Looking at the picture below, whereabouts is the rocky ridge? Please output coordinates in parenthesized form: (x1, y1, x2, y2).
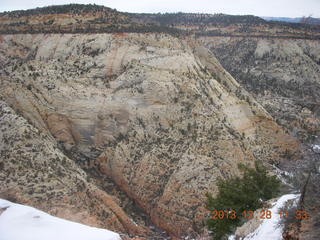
(201, 37, 320, 146)
(1, 5, 320, 40)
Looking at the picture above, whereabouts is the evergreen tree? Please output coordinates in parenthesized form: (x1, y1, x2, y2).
(206, 161, 280, 239)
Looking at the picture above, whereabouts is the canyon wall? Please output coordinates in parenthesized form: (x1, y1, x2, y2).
(201, 37, 320, 144)
(0, 33, 299, 237)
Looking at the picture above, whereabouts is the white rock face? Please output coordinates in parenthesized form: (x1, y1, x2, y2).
(0, 100, 144, 236)
(0, 33, 299, 237)
(0, 199, 121, 240)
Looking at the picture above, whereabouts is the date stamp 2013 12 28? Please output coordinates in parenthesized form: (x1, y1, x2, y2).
(210, 209, 311, 220)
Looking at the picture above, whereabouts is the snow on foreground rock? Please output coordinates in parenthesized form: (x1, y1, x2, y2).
(312, 144, 320, 153)
(229, 194, 300, 240)
(0, 199, 121, 240)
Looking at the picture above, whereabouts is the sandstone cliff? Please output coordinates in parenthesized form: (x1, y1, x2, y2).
(0, 32, 299, 238)
(0, 100, 146, 236)
(201, 36, 320, 145)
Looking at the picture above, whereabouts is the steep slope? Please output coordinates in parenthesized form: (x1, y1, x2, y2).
(200, 36, 320, 240)
(0, 32, 298, 237)
(200, 37, 320, 144)
(0, 100, 146, 236)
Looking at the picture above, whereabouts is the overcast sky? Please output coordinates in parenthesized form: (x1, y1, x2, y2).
(1, 0, 319, 18)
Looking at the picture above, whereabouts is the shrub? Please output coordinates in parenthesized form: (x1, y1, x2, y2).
(206, 161, 280, 239)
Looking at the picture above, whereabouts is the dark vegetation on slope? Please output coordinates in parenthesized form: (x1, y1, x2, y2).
(282, 151, 320, 240)
(0, 4, 319, 39)
(206, 162, 281, 239)
(129, 12, 266, 26)
(0, 4, 117, 16)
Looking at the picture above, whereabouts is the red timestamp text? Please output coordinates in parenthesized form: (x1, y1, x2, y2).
(210, 209, 311, 220)
(210, 210, 272, 220)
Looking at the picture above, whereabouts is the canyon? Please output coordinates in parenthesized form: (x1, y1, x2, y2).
(0, 4, 319, 239)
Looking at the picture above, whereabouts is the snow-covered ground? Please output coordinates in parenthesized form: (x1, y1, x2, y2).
(0, 199, 121, 240)
(312, 144, 320, 153)
(272, 165, 293, 185)
(229, 194, 300, 240)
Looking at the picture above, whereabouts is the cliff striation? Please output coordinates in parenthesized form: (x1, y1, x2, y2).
(0, 32, 299, 238)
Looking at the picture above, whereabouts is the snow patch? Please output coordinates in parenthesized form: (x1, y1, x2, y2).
(0, 199, 121, 240)
(312, 144, 320, 153)
(272, 165, 293, 185)
(228, 194, 300, 240)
